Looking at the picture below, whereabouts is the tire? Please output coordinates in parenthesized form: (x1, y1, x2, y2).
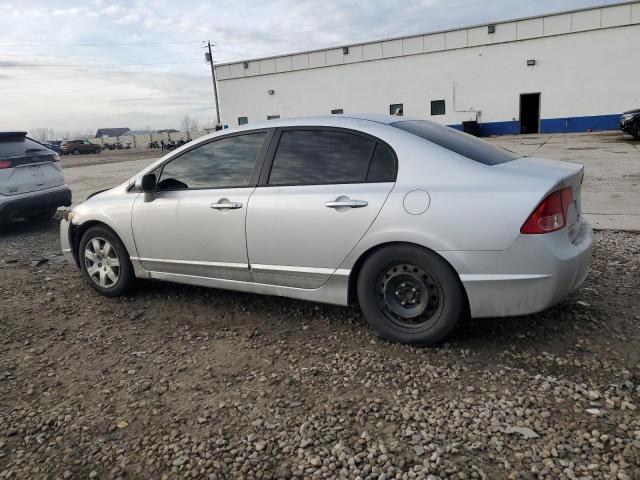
(357, 245, 467, 345)
(632, 123, 640, 140)
(25, 209, 57, 222)
(73, 149, 80, 155)
(78, 225, 134, 297)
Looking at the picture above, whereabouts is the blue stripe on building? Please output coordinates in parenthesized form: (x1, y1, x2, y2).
(449, 114, 620, 136)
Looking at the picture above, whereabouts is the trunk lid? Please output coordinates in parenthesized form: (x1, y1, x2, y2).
(496, 156, 584, 242)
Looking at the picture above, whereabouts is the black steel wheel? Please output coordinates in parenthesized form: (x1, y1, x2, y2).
(357, 245, 467, 345)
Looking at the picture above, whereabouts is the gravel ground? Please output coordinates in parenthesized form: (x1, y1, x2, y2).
(0, 217, 638, 480)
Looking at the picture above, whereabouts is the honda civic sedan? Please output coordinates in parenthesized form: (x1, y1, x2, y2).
(60, 115, 592, 345)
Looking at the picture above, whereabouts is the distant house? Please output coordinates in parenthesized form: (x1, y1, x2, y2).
(157, 129, 179, 134)
(122, 130, 154, 136)
(95, 128, 130, 137)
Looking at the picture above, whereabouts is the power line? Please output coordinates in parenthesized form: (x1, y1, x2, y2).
(0, 61, 204, 68)
(0, 40, 205, 47)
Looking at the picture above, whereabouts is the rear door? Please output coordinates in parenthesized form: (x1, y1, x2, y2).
(246, 127, 397, 288)
(0, 135, 64, 195)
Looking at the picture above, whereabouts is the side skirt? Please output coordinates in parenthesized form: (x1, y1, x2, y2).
(146, 270, 351, 306)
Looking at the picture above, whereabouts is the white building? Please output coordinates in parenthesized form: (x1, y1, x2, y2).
(214, 1, 640, 136)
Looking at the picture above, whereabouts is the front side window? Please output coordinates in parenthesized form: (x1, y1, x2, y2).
(158, 133, 266, 190)
(268, 130, 375, 186)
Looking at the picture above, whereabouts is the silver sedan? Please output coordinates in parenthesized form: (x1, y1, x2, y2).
(61, 115, 593, 345)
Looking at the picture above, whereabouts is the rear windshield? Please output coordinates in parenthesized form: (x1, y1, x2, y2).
(391, 120, 520, 165)
(0, 136, 50, 159)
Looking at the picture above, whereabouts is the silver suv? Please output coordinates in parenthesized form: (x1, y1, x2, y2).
(0, 132, 72, 224)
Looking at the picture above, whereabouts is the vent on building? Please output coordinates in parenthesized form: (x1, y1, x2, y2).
(243, 62, 249, 69)
(268, 89, 275, 95)
(526, 59, 536, 66)
(488, 25, 496, 34)
(343, 47, 349, 55)
(331, 109, 344, 114)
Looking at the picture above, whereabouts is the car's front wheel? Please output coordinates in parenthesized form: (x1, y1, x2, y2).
(79, 225, 134, 297)
(357, 245, 467, 345)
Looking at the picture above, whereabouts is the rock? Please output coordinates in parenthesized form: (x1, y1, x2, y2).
(504, 426, 539, 439)
(172, 457, 187, 467)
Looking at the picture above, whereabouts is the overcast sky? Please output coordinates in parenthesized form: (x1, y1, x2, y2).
(0, 0, 619, 135)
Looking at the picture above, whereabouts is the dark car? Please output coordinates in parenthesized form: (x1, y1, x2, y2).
(60, 139, 101, 155)
(43, 141, 63, 154)
(619, 109, 640, 139)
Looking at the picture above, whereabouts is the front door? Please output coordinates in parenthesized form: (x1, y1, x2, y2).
(246, 128, 397, 288)
(131, 131, 270, 281)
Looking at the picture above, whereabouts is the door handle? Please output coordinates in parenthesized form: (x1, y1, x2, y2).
(210, 201, 242, 209)
(325, 200, 368, 208)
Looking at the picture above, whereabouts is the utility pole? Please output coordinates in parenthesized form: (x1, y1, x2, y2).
(206, 41, 221, 128)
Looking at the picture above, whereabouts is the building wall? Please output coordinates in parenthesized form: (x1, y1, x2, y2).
(216, 2, 640, 135)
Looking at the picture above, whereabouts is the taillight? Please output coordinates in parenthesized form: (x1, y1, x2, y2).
(0, 160, 12, 169)
(521, 187, 573, 234)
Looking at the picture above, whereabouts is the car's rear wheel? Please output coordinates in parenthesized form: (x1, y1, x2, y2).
(357, 245, 467, 345)
(73, 148, 80, 155)
(79, 225, 134, 297)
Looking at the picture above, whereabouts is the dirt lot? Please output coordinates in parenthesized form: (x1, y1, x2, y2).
(0, 215, 638, 479)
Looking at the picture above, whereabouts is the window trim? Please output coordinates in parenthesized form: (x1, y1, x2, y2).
(257, 126, 398, 187)
(149, 128, 275, 192)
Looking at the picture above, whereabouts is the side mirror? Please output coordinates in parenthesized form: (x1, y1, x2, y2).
(135, 173, 157, 202)
(140, 173, 156, 192)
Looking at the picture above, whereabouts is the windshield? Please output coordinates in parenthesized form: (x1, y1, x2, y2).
(391, 120, 520, 165)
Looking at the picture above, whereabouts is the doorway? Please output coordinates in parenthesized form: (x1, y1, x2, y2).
(520, 93, 540, 134)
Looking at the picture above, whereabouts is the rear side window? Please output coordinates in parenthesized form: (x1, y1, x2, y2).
(367, 143, 396, 182)
(0, 136, 49, 159)
(268, 130, 375, 186)
(392, 120, 519, 165)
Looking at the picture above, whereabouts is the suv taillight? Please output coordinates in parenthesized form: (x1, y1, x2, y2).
(521, 187, 573, 234)
(0, 160, 12, 169)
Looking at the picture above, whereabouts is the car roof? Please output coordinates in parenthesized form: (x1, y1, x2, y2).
(0, 132, 27, 140)
(219, 114, 423, 134)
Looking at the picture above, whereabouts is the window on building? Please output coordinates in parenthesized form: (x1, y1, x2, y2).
(268, 130, 374, 186)
(331, 109, 344, 114)
(390, 104, 403, 116)
(366, 143, 396, 182)
(158, 133, 266, 190)
(431, 100, 446, 116)
(267, 115, 280, 120)
(238, 117, 248, 125)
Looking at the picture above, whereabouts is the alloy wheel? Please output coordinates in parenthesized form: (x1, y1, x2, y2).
(84, 237, 120, 288)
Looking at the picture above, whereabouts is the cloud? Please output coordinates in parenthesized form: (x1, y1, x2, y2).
(0, 0, 620, 132)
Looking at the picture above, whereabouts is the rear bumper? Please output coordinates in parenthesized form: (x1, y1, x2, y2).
(0, 185, 72, 221)
(442, 219, 593, 318)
